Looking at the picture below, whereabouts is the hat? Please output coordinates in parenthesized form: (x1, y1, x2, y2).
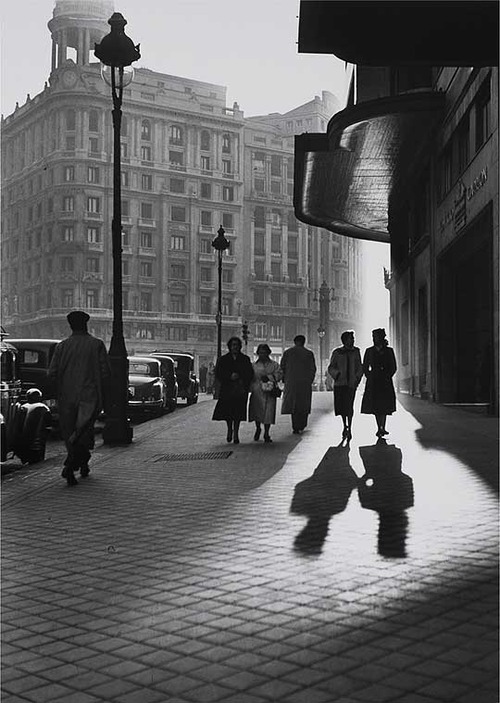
(67, 310, 90, 327)
(26, 388, 42, 401)
(256, 343, 272, 355)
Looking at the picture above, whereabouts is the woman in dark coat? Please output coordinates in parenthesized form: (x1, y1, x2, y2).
(361, 328, 397, 437)
(212, 337, 254, 444)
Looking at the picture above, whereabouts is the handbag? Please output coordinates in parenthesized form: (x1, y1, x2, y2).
(270, 383, 282, 398)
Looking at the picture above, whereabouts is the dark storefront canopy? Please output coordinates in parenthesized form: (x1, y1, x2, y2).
(294, 91, 445, 242)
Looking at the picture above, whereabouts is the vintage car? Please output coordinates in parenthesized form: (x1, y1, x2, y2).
(0, 336, 22, 461)
(149, 351, 199, 405)
(144, 353, 178, 411)
(7, 339, 60, 419)
(127, 356, 169, 416)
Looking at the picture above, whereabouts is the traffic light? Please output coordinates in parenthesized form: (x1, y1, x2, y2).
(241, 321, 249, 344)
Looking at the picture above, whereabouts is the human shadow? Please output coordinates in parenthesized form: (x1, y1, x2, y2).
(358, 439, 414, 558)
(291, 444, 358, 555)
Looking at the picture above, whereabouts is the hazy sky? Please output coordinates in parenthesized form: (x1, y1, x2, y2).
(1, 0, 349, 118)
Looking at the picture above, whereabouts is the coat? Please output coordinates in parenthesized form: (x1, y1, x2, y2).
(361, 344, 397, 415)
(327, 346, 363, 388)
(47, 331, 111, 442)
(212, 351, 254, 421)
(248, 359, 282, 424)
(280, 345, 316, 416)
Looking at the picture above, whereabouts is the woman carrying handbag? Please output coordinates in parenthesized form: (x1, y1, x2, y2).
(248, 343, 282, 443)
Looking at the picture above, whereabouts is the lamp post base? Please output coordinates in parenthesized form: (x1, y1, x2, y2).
(102, 339, 133, 445)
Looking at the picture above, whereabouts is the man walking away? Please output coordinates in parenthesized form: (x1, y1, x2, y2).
(48, 310, 111, 486)
(280, 335, 317, 434)
(327, 330, 363, 441)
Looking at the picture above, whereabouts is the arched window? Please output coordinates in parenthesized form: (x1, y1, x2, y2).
(200, 130, 210, 151)
(141, 119, 151, 141)
(169, 124, 183, 145)
(222, 133, 231, 153)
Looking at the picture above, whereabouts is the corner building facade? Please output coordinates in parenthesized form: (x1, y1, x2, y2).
(1, 0, 364, 371)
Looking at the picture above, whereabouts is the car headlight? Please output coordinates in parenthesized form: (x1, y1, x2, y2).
(128, 386, 135, 397)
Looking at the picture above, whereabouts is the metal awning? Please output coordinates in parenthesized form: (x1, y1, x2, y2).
(298, 0, 499, 66)
(294, 91, 445, 243)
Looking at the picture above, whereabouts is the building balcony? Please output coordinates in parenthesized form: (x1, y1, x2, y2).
(82, 272, 104, 282)
(199, 280, 215, 290)
(139, 247, 155, 256)
(139, 218, 156, 228)
(87, 242, 104, 252)
(85, 212, 102, 220)
(139, 276, 156, 286)
(199, 252, 215, 262)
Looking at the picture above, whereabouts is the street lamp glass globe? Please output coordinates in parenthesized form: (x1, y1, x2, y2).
(101, 64, 134, 88)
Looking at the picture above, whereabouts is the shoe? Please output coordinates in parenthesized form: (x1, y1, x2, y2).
(62, 468, 78, 486)
(233, 437, 240, 444)
(342, 428, 348, 439)
(293, 429, 300, 434)
(264, 435, 272, 443)
(226, 428, 233, 443)
(380, 429, 389, 436)
(254, 427, 261, 441)
(346, 430, 352, 441)
(376, 429, 383, 437)
(80, 465, 90, 478)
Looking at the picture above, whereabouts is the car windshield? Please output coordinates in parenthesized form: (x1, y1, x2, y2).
(129, 362, 158, 377)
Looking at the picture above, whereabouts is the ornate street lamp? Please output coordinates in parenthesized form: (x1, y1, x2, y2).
(95, 14, 140, 445)
(211, 226, 230, 359)
(317, 325, 326, 391)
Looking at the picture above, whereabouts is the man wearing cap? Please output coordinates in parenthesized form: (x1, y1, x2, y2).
(48, 311, 111, 485)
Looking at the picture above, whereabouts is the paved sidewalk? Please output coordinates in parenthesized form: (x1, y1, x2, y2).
(1, 393, 498, 703)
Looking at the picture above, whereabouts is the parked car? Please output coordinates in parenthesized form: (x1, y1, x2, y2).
(0, 336, 22, 460)
(149, 351, 199, 404)
(144, 353, 178, 411)
(127, 356, 169, 417)
(7, 339, 60, 420)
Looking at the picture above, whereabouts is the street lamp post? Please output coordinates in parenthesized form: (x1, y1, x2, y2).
(317, 325, 326, 391)
(95, 13, 140, 445)
(211, 226, 230, 359)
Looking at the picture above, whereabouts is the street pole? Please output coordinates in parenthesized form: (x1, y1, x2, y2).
(211, 226, 230, 359)
(95, 13, 140, 444)
(318, 325, 326, 391)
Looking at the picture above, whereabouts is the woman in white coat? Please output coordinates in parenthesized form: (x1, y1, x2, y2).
(248, 344, 282, 442)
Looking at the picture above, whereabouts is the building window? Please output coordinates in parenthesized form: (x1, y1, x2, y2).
(254, 260, 265, 280)
(88, 166, 100, 183)
(171, 264, 186, 279)
(140, 261, 153, 277)
(271, 155, 282, 177)
(201, 210, 212, 226)
(122, 230, 130, 246)
(137, 326, 154, 338)
(221, 297, 231, 316)
(87, 196, 100, 213)
(141, 202, 153, 220)
(222, 269, 233, 284)
(89, 110, 99, 132)
(61, 256, 74, 272)
(200, 130, 210, 151)
(270, 290, 281, 306)
(122, 200, 130, 217)
(141, 145, 152, 161)
(270, 323, 282, 340)
(254, 232, 265, 256)
(254, 178, 265, 192)
(222, 186, 234, 202)
(201, 267, 213, 282)
(253, 288, 265, 305)
(271, 233, 282, 253)
(288, 262, 298, 282)
(169, 151, 184, 167)
(456, 114, 470, 175)
(254, 206, 265, 228)
(198, 183, 211, 202)
(171, 235, 185, 250)
(200, 238, 212, 253)
(170, 294, 185, 312)
(271, 261, 281, 280)
(86, 257, 100, 272)
(62, 196, 74, 212)
(166, 327, 187, 341)
(62, 226, 74, 242)
(140, 292, 153, 311)
(222, 213, 234, 229)
(288, 291, 298, 307)
(141, 174, 153, 191)
(169, 125, 183, 145)
(89, 137, 99, 154)
(200, 296, 211, 314)
(140, 231, 153, 248)
(170, 178, 185, 193)
(171, 206, 186, 222)
(288, 235, 298, 257)
(121, 115, 128, 137)
(141, 119, 151, 140)
(475, 78, 491, 151)
(65, 109, 76, 130)
(199, 328, 215, 341)
(271, 180, 281, 195)
(222, 133, 231, 153)
(438, 144, 452, 199)
(222, 159, 232, 174)
(201, 155, 211, 171)
(121, 171, 129, 187)
(64, 165, 74, 182)
(122, 260, 130, 275)
(62, 289, 74, 307)
(121, 142, 128, 159)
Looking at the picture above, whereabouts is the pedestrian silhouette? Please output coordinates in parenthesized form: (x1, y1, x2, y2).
(280, 334, 316, 434)
(358, 440, 414, 557)
(291, 445, 358, 555)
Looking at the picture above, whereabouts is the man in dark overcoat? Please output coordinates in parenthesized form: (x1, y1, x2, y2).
(280, 335, 317, 434)
(48, 310, 111, 485)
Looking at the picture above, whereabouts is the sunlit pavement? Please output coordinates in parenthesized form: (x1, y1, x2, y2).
(1, 392, 498, 703)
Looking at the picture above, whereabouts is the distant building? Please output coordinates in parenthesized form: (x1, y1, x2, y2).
(1, 0, 364, 373)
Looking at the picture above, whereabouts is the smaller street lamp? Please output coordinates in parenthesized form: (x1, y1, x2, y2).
(317, 325, 326, 391)
(95, 14, 140, 445)
(212, 226, 230, 359)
